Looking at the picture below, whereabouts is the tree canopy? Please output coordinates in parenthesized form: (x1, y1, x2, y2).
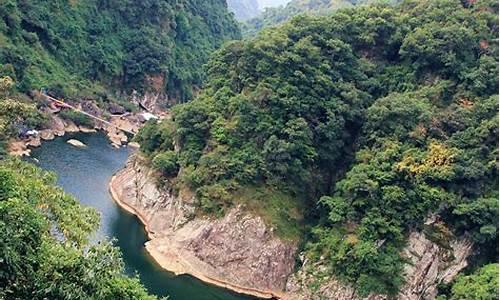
(0, 0, 240, 102)
(135, 0, 499, 296)
(0, 159, 161, 300)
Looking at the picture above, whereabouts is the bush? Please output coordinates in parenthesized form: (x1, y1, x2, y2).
(59, 109, 94, 127)
(152, 151, 179, 177)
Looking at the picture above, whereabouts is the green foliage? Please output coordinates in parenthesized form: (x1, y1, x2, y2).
(133, 119, 176, 155)
(446, 264, 499, 300)
(0, 0, 240, 101)
(136, 0, 498, 296)
(235, 186, 304, 241)
(0, 159, 160, 300)
(241, 0, 387, 37)
(59, 109, 94, 127)
(153, 151, 179, 177)
(0, 76, 51, 155)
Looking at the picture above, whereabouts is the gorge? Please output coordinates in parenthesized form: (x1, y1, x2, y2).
(0, 0, 498, 300)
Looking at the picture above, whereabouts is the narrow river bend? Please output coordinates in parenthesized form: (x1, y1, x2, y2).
(29, 132, 257, 300)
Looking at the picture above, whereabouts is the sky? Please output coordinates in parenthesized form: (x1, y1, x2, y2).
(257, 0, 292, 9)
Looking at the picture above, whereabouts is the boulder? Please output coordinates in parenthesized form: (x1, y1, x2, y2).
(128, 142, 141, 149)
(109, 102, 126, 115)
(40, 129, 55, 141)
(79, 126, 97, 133)
(64, 120, 79, 132)
(67, 139, 86, 148)
(81, 101, 102, 117)
(26, 136, 41, 147)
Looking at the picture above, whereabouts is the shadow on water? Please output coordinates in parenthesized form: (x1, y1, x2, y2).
(29, 132, 258, 300)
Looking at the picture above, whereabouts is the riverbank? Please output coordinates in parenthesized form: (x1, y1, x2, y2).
(108, 157, 293, 300)
(8, 110, 142, 156)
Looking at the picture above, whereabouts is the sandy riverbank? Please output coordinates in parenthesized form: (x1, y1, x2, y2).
(108, 172, 285, 300)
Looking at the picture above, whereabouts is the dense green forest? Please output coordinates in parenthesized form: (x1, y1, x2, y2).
(0, 0, 240, 102)
(135, 0, 499, 297)
(0, 1, 241, 299)
(0, 158, 161, 299)
(241, 0, 372, 36)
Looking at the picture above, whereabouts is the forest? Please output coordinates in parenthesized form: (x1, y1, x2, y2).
(0, 1, 241, 299)
(134, 0, 499, 297)
(0, 157, 162, 299)
(241, 0, 373, 36)
(0, 0, 498, 299)
(0, 0, 240, 102)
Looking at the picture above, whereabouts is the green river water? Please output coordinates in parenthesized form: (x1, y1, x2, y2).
(29, 132, 258, 300)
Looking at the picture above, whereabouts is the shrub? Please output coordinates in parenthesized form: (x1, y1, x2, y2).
(59, 109, 94, 127)
(152, 151, 179, 177)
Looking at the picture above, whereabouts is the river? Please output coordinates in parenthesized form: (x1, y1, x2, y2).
(29, 132, 257, 300)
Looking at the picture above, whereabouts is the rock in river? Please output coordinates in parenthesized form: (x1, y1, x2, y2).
(67, 139, 86, 148)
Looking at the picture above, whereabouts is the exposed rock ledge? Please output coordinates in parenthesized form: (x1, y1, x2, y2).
(110, 155, 474, 300)
(109, 155, 297, 299)
(285, 225, 473, 300)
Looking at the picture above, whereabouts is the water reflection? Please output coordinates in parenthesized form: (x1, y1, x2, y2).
(30, 132, 257, 300)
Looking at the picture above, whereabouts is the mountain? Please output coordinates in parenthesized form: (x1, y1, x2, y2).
(227, 0, 261, 20)
(242, 0, 382, 36)
(257, 0, 292, 8)
(0, 0, 240, 102)
(0, 1, 241, 299)
(135, 0, 498, 297)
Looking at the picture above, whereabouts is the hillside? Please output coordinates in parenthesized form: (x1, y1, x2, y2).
(0, 1, 241, 299)
(135, 0, 498, 297)
(242, 0, 392, 36)
(228, 0, 261, 20)
(0, 0, 240, 102)
(258, 0, 292, 8)
(0, 158, 161, 299)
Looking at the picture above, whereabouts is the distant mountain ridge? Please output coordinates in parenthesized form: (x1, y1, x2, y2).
(242, 0, 389, 36)
(257, 0, 292, 9)
(227, 0, 261, 20)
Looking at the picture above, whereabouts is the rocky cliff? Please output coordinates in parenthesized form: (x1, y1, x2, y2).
(110, 155, 474, 300)
(109, 155, 297, 299)
(285, 227, 473, 300)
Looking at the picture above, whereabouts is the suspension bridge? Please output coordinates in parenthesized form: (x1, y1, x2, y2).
(40, 91, 137, 135)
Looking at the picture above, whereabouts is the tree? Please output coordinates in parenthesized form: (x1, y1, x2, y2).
(449, 264, 499, 300)
(0, 159, 161, 300)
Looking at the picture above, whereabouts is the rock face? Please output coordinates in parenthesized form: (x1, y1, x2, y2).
(108, 102, 126, 115)
(285, 230, 473, 300)
(110, 155, 297, 299)
(110, 157, 474, 300)
(130, 90, 169, 113)
(80, 101, 102, 117)
(398, 231, 473, 299)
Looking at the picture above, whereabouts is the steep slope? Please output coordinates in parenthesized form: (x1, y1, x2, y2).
(134, 0, 498, 297)
(0, 0, 240, 102)
(242, 0, 355, 36)
(110, 155, 296, 298)
(242, 0, 394, 36)
(0, 158, 159, 299)
(228, 0, 261, 21)
(258, 0, 292, 8)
